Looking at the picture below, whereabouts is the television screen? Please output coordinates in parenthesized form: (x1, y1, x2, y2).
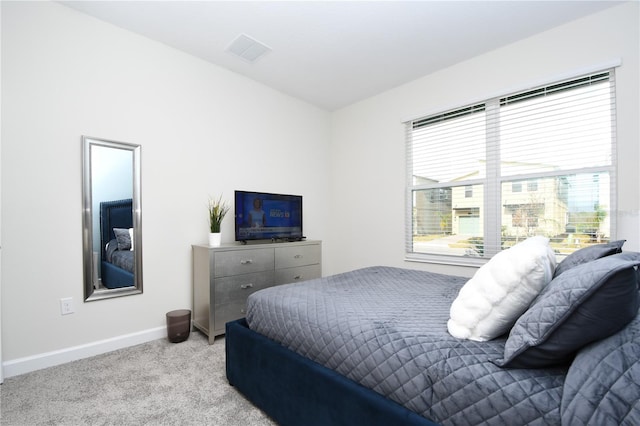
(235, 190, 303, 242)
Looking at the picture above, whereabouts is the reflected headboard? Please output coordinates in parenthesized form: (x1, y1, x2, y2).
(99, 198, 133, 258)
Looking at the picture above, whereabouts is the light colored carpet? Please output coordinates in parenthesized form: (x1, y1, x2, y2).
(0, 331, 277, 425)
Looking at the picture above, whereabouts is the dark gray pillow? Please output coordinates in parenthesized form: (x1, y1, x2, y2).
(553, 240, 625, 278)
(113, 228, 131, 251)
(561, 308, 640, 425)
(495, 252, 640, 368)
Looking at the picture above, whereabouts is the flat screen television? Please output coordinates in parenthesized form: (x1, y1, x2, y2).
(234, 190, 303, 242)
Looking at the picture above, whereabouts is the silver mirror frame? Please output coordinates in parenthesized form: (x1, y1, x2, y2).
(82, 136, 143, 302)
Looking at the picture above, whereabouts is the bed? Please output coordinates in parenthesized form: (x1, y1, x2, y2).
(99, 198, 135, 289)
(226, 240, 640, 426)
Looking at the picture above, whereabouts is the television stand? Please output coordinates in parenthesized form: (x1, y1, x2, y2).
(191, 240, 322, 343)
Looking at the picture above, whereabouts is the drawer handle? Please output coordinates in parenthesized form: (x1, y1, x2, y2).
(241, 283, 254, 289)
(294, 275, 303, 280)
(294, 254, 303, 259)
(240, 308, 246, 314)
(240, 259, 253, 265)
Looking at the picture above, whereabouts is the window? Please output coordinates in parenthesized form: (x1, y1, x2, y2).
(465, 185, 473, 198)
(406, 71, 616, 263)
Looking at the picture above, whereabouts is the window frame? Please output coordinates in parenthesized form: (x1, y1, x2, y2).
(405, 68, 618, 267)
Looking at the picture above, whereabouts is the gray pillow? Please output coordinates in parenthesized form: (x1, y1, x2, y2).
(561, 309, 640, 425)
(113, 228, 131, 251)
(553, 240, 625, 278)
(495, 252, 640, 368)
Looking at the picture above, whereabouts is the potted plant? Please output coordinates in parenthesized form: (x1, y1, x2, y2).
(208, 194, 230, 246)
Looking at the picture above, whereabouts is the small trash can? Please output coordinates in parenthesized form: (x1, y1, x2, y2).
(166, 309, 191, 343)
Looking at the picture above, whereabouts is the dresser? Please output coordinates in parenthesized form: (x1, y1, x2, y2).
(192, 240, 322, 343)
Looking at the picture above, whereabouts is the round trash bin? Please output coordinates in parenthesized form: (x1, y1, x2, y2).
(166, 309, 191, 343)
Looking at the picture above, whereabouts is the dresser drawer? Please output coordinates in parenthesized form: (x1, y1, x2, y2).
(214, 271, 274, 306)
(275, 244, 321, 269)
(213, 301, 249, 332)
(274, 264, 321, 285)
(214, 248, 274, 277)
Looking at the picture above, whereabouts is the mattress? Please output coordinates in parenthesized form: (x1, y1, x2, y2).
(246, 266, 567, 425)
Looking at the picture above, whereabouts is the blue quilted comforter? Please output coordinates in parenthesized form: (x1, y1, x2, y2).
(246, 266, 571, 425)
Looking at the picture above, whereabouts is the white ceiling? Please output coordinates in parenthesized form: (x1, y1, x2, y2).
(60, 1, 621, 111)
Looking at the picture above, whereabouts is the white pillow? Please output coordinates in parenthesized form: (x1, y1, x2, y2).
(447, 236, 556, 341)
(129, 228, 134, 251)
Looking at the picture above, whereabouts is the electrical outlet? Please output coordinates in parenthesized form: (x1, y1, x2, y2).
(60, 297, 74, 315)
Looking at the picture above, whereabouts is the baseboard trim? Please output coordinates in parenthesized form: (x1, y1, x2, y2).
(2, 326, 167, 379)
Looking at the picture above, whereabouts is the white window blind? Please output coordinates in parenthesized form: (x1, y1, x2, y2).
(406, 70, 616, 263)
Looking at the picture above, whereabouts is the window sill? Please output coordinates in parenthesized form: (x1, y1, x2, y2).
(404, 252, 487, 268)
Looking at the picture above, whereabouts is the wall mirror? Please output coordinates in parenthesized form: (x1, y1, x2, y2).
(82, 136, 142, 302)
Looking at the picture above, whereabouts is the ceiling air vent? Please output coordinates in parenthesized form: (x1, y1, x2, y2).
(226, 34, 271, 63)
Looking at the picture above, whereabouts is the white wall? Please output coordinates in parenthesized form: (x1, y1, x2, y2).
(327, 2, 639, 277)
(0, 1, 329, 369)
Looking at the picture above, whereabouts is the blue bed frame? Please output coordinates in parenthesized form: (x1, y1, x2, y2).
(99, 198, 135, 289)
(225, 319, 439, 426)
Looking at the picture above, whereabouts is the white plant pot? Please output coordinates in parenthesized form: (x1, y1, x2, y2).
(208, 232, 221, 247)
(209, 232, 222, 247)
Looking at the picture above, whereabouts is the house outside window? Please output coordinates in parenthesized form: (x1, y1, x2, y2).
(405, 70, 616, 264)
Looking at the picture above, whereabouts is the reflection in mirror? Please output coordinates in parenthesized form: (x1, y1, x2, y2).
(82, 136, 142, 301)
